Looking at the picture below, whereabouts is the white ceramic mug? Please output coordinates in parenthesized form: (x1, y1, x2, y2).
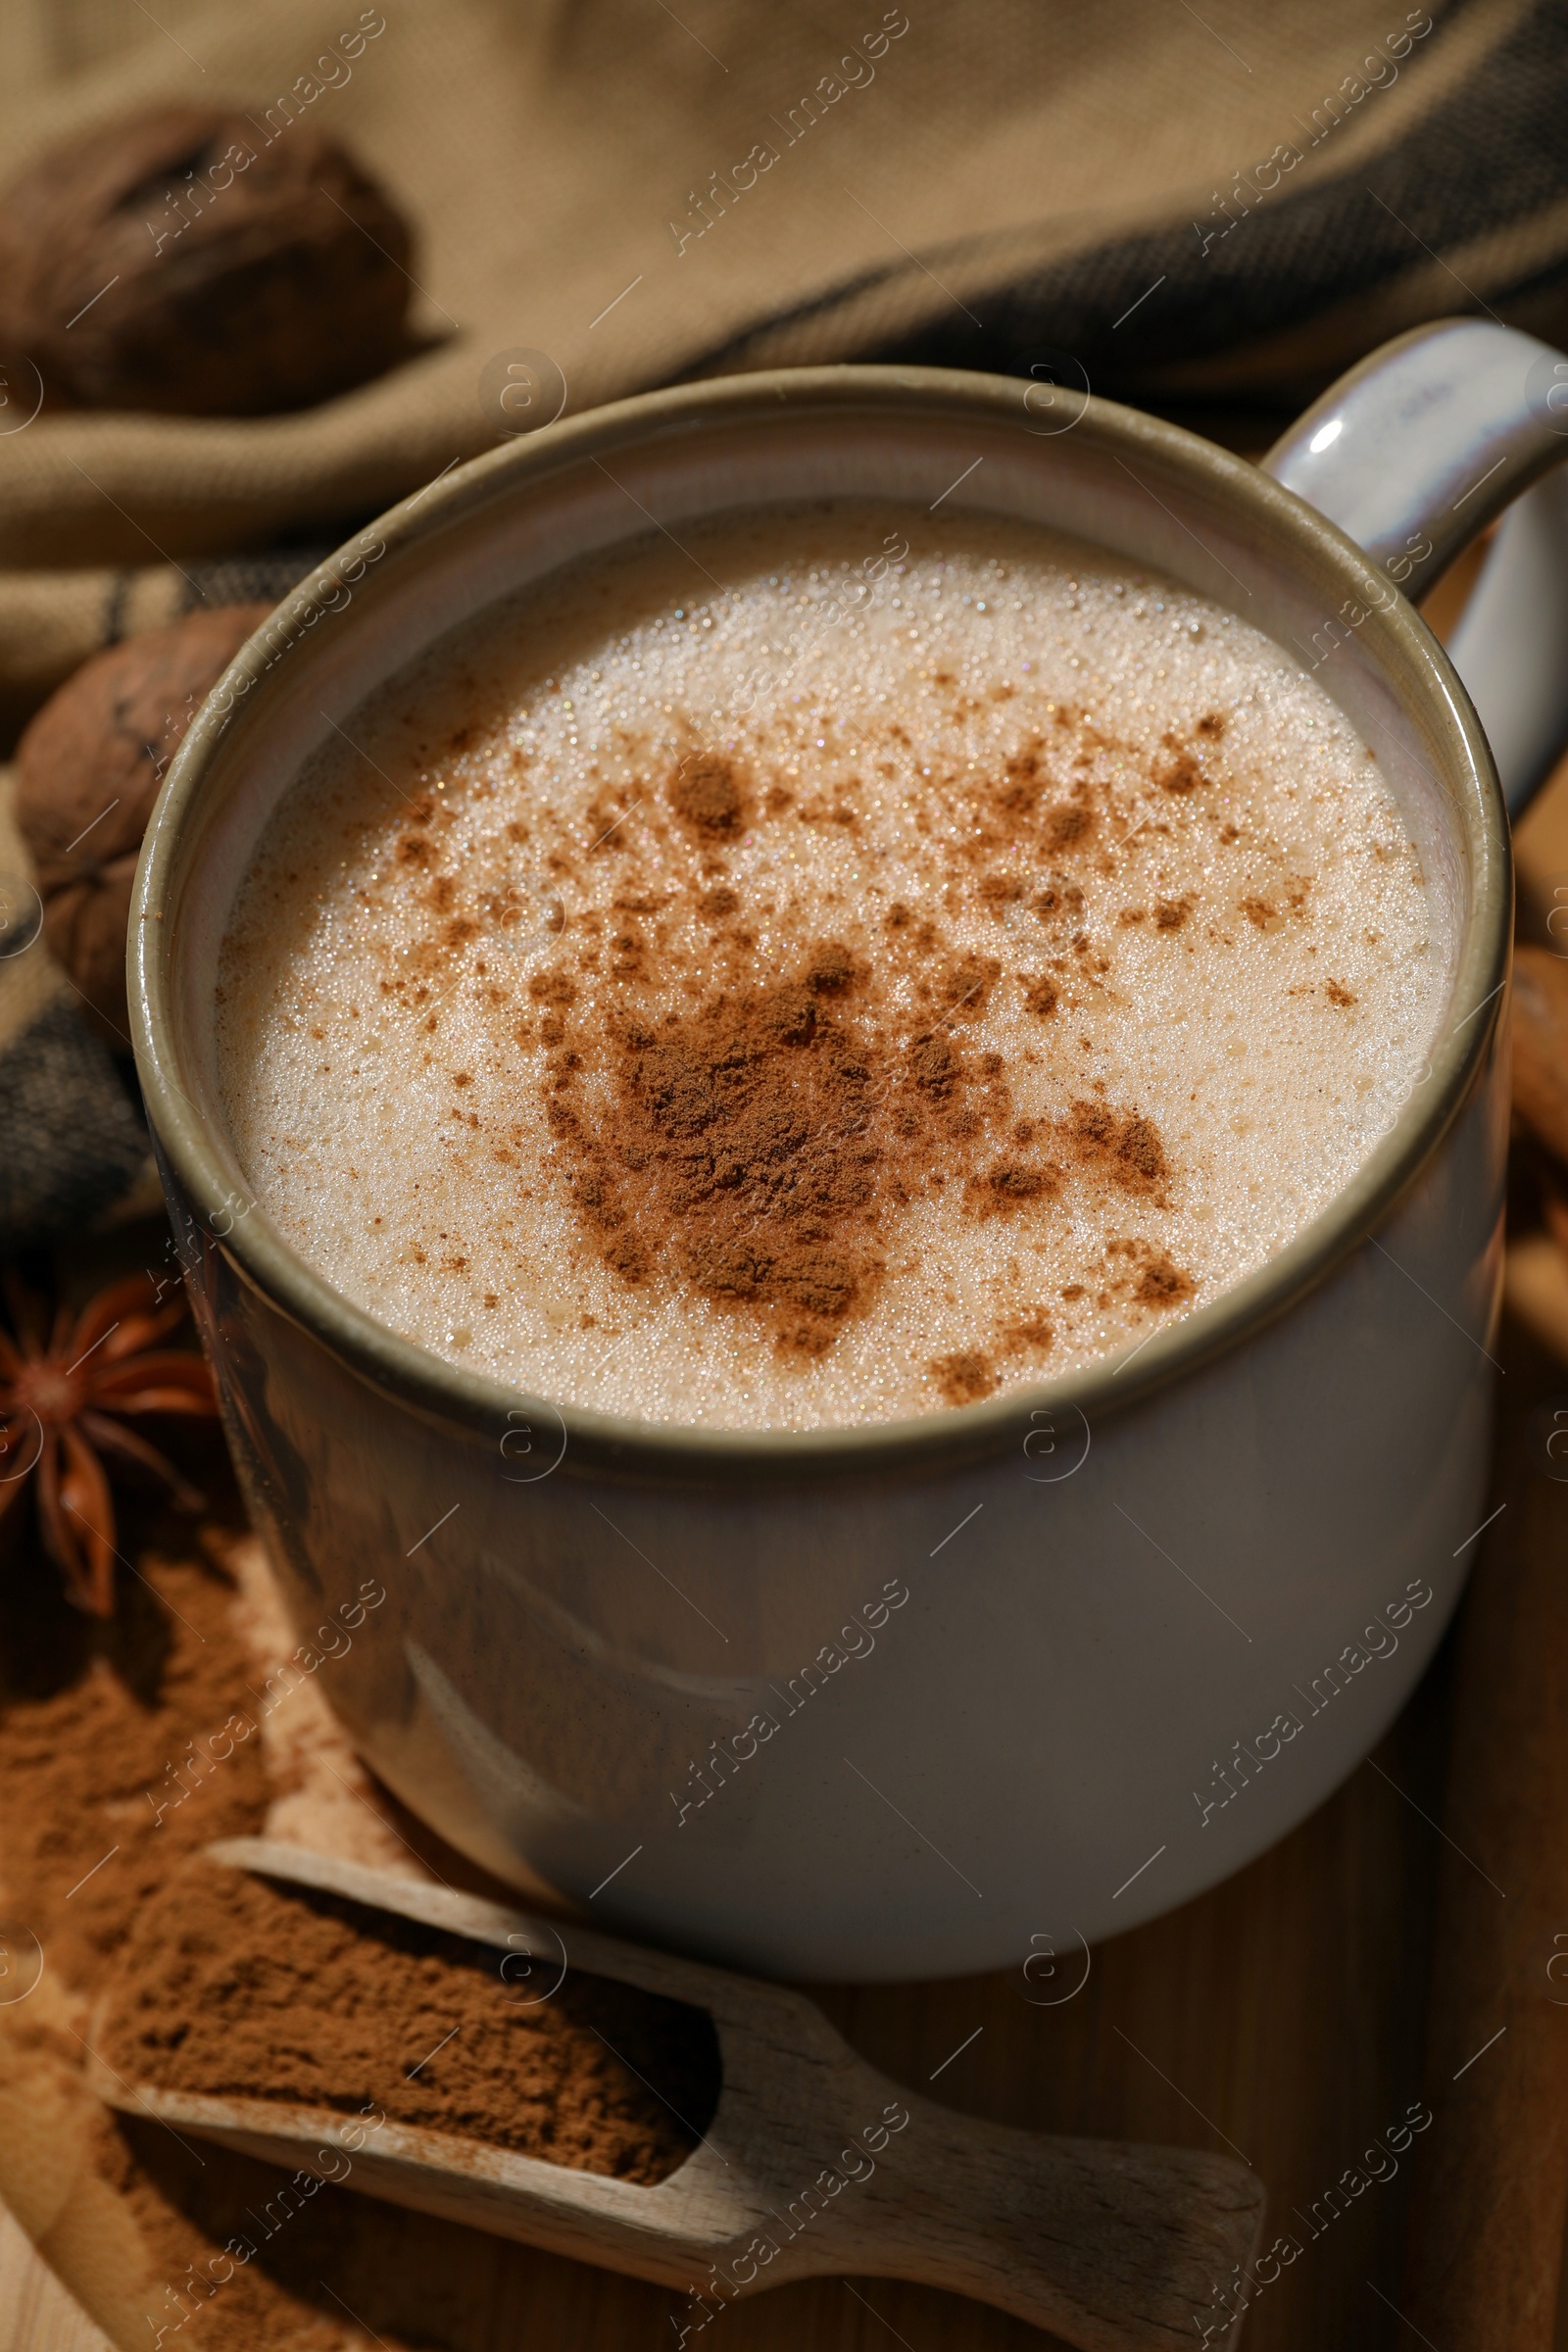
(132, 318, 1566, 1981)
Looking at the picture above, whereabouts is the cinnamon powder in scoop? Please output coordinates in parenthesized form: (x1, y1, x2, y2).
(100, 1855, 721, 2183)
(0, 1525, 719, 2348)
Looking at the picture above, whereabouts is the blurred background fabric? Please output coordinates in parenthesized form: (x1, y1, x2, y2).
(2, 0, 1567, 724)
(3, 0, 1568, 1243)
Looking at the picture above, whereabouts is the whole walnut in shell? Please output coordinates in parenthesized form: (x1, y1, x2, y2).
(0, 107, 416, 415)
(16, 606, 272, 1044)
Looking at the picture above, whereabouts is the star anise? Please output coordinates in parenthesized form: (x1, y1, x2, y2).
(0, 1269, 219, 1616)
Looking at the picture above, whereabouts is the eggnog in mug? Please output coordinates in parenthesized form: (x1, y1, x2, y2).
(216, 501, 1446, 1428)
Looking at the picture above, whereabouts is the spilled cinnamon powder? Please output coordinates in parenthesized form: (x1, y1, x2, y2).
(0, 1542, 271, 1992)
(0, 1468, 724, 2350)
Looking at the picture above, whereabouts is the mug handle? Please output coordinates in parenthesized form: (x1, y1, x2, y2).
(1264, 316, 1568, 815)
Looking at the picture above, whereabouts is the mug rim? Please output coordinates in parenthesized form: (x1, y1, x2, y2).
(130, 363, 1510, 1482)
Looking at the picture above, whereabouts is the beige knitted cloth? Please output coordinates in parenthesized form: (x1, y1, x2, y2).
(0, 0, 1559, 731)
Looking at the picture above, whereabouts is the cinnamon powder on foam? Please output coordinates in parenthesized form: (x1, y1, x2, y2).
(547, 881, 1191, 1394)
(543, 718, 1188, 1386)
(217, 503, 1447, 1426)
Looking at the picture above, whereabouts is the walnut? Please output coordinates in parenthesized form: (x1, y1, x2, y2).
(0, 108, 416, 415)
(15, 605, 272, 1043)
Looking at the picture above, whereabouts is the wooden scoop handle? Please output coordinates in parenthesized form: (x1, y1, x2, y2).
(799, 2068, 1265, 2352)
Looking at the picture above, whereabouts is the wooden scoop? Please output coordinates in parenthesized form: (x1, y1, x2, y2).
(90, 1838, 1262, 2350)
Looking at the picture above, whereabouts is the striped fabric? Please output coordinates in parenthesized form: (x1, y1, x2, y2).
(1, 0, 1564, 1244)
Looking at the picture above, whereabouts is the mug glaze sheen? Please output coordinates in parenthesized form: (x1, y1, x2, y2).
(132, 342, 1525, 1982)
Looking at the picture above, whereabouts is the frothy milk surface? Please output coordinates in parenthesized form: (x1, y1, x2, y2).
(217, 502, 1448, 1428)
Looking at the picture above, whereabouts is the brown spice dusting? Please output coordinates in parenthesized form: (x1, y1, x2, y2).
(0, 1544, 270, 1991)
(909, 1033, 961, 1100)
(528, 968, 576, 1005)
(555, 968, 887, 1351)
(1134, 1250, 1196, 1307)
(929, 1348, 998, 1405)
(545, 942, 1050, 1356)
(99, 1858, 719, 2184)
(807, 941, 856, 994)
(973, 1161, 1058, 1210)
(1034, 879, 1084, 920)
(612, 927, 648, 979)
(938, 954, 1001, 1016)
(698, 884, 738, 918)
(1154, 899, 1191, 931)
(90, 2104, 497, 2349)
(669, 751, 745, 836)
(998, 743, 1043, 809)
(1043, 803, 1093, 849)
(1155, 729, 1210, 795)
(535, 894, 1192, 1360)
(586, 800, 630, 855)
(1325, 979, 1357, 1006)
(1101, 1236, 1197, 1310)
(1064, 1099, 1171, 1196)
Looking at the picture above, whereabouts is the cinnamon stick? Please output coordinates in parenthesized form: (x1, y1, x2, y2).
(1511, 945, 1568, 1167)
(1400, 1386, 1568, 2344)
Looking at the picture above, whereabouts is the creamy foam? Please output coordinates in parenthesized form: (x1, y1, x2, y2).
(216, 502, 1449, 1428)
